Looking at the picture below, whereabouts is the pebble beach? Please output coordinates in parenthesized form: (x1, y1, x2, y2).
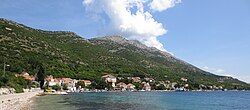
(0, 91, 42, 110)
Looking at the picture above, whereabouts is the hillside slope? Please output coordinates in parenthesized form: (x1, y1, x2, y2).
(0, 18, 249, 90)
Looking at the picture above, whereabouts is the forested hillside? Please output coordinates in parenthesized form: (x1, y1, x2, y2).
(1, 18, 249, 90)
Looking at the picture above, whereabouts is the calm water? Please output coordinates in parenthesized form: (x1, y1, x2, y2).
(31, 91, 250, 110)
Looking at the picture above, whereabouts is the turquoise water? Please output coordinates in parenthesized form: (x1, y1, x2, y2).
(31, 91, 250, 110)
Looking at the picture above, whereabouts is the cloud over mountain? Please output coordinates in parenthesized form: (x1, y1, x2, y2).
(82, 0, 180, 52)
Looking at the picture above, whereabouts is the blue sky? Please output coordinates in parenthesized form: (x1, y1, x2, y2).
(0, 0, 250, 83)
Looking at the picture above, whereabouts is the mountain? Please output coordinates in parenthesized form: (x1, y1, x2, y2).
(0, 18, 249, 90)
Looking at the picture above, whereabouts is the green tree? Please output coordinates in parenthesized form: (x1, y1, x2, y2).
(37, 65, 46, 89)
(76, 81, 85, 89)
(52, 84, 61, 91)
(155, 84, 166, 90)
(89, 79, 110, 90)
(62, 83, 68, 90)
(133, 82, 142, 90)
(0, 76, 8, 87)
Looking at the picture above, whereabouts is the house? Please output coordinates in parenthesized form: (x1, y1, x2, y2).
(127, 77, 141, 82)
(159, 81, 166, 85)
(208, 85, 213, 89)
(144, 78, 154, 82)
(45, 75, 58, 86)
(181, 77, 188, 82)
(44, 75, 81, 92)
(142, 82, 151, 91)
(102, 74, 117, 87)
(171, 82, 178, 89)
(5, 27, 12, 31)
(165, 80, 171, 84)
(213, 85, 219, 90)
(131, 77, 141, 83)
(61, 78, 72, 85)
(46, 75, 53, 81)
(117, 77, 124, 80)
(15, 72, 35, 81)
(218, 86, 223, 90)
(165, 84, 172, 90)
(116, 82, 127, 91)
(127, 83, 135, 91)
(64, 78, 78, 91)
(54, 78, 64, 86)
(81, 80, 92, 86)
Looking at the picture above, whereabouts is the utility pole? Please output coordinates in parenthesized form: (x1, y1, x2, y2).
(3, 57, 6, 76)
(3, 57, 9, 76)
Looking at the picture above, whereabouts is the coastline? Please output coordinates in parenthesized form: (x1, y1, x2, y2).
(30, 91, 250, 110)
(0, 90, 247, 110)
(0, 90, 42, 110)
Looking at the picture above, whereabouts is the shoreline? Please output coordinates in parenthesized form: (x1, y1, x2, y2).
(0, 90, 248, 110)
(0, 90, 42, 110)
(55, 89, 250, 94)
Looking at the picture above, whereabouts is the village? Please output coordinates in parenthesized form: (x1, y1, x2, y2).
(0, 71, 224, 95)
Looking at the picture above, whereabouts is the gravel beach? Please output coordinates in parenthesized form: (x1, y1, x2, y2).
(0, 91, 42, 110)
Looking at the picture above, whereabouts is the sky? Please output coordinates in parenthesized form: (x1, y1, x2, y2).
(0, 0, 250, 83)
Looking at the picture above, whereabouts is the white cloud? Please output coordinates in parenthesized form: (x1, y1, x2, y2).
(82, 0, 180, 52)
(202, 66, 226, 74)
(83, 0, 93, 5)
(149, 0, 181, 12)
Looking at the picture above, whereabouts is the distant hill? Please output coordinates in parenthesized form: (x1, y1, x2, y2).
(0, 18, 249, 90)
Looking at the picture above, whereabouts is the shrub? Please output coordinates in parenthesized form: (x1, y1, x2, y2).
(52, 84, 61, 91)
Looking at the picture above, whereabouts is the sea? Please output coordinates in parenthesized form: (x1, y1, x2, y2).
(31, 91, 250, 110)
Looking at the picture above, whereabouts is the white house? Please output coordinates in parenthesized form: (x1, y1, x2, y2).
(102, 74, 117, 87)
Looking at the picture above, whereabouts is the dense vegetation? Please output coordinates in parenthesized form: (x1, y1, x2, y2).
(0, 18, 249, 90)
(0, 71, 30, 93)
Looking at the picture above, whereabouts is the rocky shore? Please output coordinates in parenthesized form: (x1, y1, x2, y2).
(0, 91, 42, 110)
